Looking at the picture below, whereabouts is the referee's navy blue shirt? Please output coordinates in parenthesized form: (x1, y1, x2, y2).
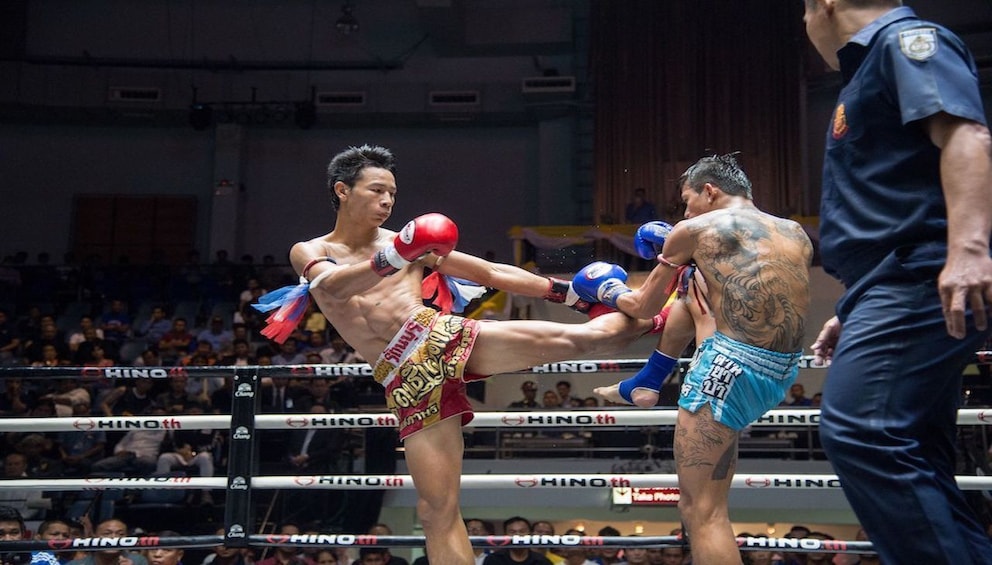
(818, 6, 987, 287)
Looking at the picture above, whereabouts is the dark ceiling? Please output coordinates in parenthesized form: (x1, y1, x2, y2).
(2, 0, 992, 128)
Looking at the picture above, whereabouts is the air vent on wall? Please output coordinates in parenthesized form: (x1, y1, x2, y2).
(108, 87, 162, 103)
(521, 76, 576, 94)
(429, 90, 480, 106)
(315, 91, 367, 107)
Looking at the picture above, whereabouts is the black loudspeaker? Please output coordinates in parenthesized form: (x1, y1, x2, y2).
(294, 102, 316, 129)
(189, 104, 213, 131)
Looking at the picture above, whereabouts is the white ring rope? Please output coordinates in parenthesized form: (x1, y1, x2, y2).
(1, 408, 988, 433)
(0, 357, 985, 562)
(4, 350, 991, 380)
(0, 533, 876, 554)
(1, 473, 989, 491)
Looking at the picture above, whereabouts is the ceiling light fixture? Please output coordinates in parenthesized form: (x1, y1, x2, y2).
(336, 2, 359, 35)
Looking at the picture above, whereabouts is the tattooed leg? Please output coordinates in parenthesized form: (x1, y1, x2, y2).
(674, 405, 743, 565)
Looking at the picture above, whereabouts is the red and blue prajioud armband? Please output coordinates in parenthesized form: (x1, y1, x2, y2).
(252, 256, 335, 343)
(422, 271, 487, 314)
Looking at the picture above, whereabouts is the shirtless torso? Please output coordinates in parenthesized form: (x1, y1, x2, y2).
(282, 146, 655, 565)
(596, 154, 814, 565)
(292, 228, 427, 363)
(673, 206, 811, 353)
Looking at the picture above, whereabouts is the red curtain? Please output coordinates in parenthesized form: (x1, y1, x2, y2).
(590, 0, 807, 224)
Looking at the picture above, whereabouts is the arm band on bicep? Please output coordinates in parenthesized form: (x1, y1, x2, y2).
(657, 255, 685, 268)
(309, 268, 334, 289)
(302, 256, 337, 280)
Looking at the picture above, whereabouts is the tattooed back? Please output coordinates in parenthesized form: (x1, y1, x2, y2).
(681, 207, 812, 353)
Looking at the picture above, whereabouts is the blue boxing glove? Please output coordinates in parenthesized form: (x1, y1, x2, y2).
(571, 262, 631, 309)
(633, 221, 674, 260)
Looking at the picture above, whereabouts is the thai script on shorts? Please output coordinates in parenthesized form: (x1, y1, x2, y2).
(701, 353, 742, 401)
(390, 365, 446, 408)
(400, 402, 440, 429)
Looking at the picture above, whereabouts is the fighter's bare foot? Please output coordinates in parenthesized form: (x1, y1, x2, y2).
(597, 351, 678, 407)
(594, 384, 659, 408)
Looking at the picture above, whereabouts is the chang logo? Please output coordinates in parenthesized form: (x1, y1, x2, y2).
(232, 426, 251, 440)
(234, 383, 255, 398)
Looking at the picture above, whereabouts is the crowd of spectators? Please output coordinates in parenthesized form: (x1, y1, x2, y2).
(0, 366, 374, 519)
(0, 250, 352, 368)
(0, 504, 883, 565)
(0, 250, 391, 533)
(0, 251, 985, 556)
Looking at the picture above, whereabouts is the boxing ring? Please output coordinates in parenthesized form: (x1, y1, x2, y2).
(0, 352, 990, 557)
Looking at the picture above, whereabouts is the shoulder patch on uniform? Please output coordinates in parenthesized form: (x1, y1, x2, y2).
(899, 28, 938, 61)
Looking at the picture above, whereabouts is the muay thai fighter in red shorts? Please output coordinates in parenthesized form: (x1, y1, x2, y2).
(255, 145, 668, 565)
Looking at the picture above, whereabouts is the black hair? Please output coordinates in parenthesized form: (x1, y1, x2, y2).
(503, 516, 532, 532)
(677, 153, 752, 199)
(464, 518, 495, 535)
(326, 145, 396, 211)
(532, 520, 555, 534)
(314, 549, 338, 562)
(0, 506, 24, 532)
(598, 526, 621, 537)
(37, 520, 69, 537)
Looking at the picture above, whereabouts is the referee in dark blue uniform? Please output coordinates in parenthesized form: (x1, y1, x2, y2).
(803, 1, 992, 563)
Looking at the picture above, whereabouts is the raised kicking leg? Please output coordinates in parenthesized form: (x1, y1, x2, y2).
(464, 310, 652, 376)
(595, 299, 698, 407)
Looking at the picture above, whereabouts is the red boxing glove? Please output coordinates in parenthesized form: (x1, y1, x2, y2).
(545, 277, 595, 315)
(371, 213, 459, 276)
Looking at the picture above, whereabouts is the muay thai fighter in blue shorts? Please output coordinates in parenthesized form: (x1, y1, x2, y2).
(574, 154, 813, 565)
